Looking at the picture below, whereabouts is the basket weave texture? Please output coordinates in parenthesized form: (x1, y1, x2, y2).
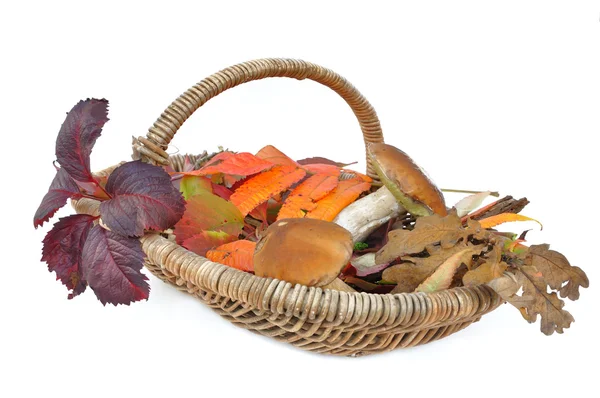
(73, 58, 504, 356)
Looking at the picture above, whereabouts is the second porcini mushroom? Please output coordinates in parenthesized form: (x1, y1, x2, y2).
(253, 218, 356, 293)
(368, 143, 447, 217)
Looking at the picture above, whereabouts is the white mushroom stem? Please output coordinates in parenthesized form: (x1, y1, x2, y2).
(333, 186, 405, 243)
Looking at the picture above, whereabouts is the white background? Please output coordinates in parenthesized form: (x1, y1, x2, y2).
(2, 1, 599, 397)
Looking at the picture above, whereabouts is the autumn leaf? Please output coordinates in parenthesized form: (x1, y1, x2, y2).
(255, 145, 300, 167)
(206, 240, 256, 272)
(342, 276, 396, 294)
(453, 191, 495, 217)
(297, 156, 357, 168)
(182, 230, 237, 256)
(349, 253, 390, 277)
(376, 213, 489, 264)
(55, 99, 109, 183)
(34, 168, 82, 228)
(277, 174, 339, 219)
(99, 161, 186, 237)
(487, 273, 534, 309)
(516, 266, 575, 335)
(302, 163, 342, 176)
(526, 244, 589, 301)
(415, 248, 478, 293)
(41, 214, 97, 299)
(191, 152, 273, 177)
(384, 243, 487, 293)
(174, 189, 244, 244)
(305, 177, 371, 221)
(180, 175, 213, 200)
(230, 165, 307, 216)
(81, 225, 149, 305)
(478, 213, 543, 230)
(462, 246, 508, 287)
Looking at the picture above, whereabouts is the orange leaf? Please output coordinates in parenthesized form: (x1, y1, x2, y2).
(189, 152, 273, 177)
(206, 240, 256, 272)
(230, 165, 307, 216)
(277, 174, 339, 220)
(479, 213, 543, 230)
(303, 163, 341, 175)
(305, 177, 371, 221)
(255, 145, 300, 167)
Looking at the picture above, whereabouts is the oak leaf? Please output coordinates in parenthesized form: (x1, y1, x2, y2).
(376, 213, 488, 264)
(384, 243, 487, 293)
(462, 246, 508, 287)
(526, 244, 589, 301)
(516, 266, 575, 335)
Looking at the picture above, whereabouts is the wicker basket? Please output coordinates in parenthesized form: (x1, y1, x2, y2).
(73, 58, 504, 357)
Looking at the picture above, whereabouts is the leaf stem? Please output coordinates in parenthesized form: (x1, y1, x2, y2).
(441, 189, 500, 197)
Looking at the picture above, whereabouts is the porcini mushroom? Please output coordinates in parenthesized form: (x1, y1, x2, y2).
(368, 143, 447, 217)
(253, 218, 356, 293)
(333, 143, 447, 242)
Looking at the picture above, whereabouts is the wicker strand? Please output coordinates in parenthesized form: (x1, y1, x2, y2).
(134, 58, 384, 182)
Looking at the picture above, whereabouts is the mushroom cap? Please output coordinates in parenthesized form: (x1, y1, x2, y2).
(253, 218, 353, 287)
(369, 143, 447, 216)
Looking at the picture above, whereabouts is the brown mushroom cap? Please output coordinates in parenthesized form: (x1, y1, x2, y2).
(368, 143, 447, 216)
(253, 218, 353, 287)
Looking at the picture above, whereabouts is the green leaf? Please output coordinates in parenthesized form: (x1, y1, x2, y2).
(180, 175, 213, 200)
(174, 190, 244, 245)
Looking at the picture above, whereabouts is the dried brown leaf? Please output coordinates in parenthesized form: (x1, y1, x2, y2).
(376, 212, 488, 264)
(463, 246, 508, 287)
(527, 244, 589, 301)
(517, 266, 575, 335)
(384, 243, 487, 293)
(415, 248, 480, 293)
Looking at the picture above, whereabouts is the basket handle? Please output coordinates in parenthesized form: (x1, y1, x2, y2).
(133, 58, 384, 181)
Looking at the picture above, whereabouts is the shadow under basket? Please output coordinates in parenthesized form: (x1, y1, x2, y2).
(73, 58, 505, 357)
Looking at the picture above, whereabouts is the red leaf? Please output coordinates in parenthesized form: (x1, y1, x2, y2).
(55, 99, 109, 183)
(81, 225, 149, 305)
(174, 189, 244, 244)
(255, 145, 300, 167)
(34, 168, 82, 228)
(41, 214, 97, 299)
(182, 231, 237, 256)
(193, 152, 273, 176)
(206, 240, 256, 272)
(99, 161, 186, 237)
(230, 165, 307, 216)
(277, 174, 339, 219)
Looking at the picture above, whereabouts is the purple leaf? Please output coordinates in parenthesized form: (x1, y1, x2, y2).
(55, 99, 109, 183)
(41, 214, 97, 299)
(81, 225, 149, 305)
(100, 161, 186, 237)
(34, 168, 82, 228)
